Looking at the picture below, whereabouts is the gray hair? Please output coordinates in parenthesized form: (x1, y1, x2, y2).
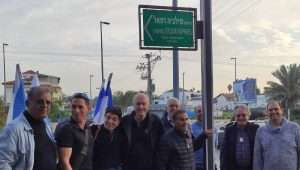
(167, 97, 180, 107)
(234, 104, 251, 116)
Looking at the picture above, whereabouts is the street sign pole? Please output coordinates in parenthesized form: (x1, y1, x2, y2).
(200, 0, 214, 169)
(172, 0, 179, 99)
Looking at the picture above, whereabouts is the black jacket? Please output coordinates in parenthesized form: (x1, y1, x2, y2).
(121, 111, 164, 170)
(156, 128, 206, 170)
(220, 122, 259, 170)
(92, 125, 127, 170)
(161, 111, 174, 132)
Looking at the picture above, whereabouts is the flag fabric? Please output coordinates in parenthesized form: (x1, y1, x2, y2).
(6, 64, 27, 124)
(93, 73, 113, 125)
(31, 72, 40, 87)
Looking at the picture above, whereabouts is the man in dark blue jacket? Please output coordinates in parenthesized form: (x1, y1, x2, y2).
(220, 105, 259, 170)
(161, 97, 181, 132)
(157, 110, 212, 170)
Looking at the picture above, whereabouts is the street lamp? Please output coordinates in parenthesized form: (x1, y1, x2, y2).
(89, 74, 94, 99)
(230, 57, 237, 82)
(100, 21, 110, 83)
(2, 43, 8, 106)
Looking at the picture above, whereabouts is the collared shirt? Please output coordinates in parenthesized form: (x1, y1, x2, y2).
(235, 127, 251, 168)
(55, 117, 94, 170)
(253, 119, 300, 170)
(161, 112, 174, 132)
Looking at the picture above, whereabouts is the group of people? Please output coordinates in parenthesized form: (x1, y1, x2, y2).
(0, 86, 211, 170)
(220, 101, 300, 170)
(0, 86, 299, 170)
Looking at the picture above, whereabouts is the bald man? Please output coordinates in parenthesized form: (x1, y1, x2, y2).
(121, 93, 164, 170)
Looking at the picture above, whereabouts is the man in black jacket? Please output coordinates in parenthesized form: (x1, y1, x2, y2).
(161, 97, 181, 132)
(122, 93, 164, 170)
(220, 105, 259, 170)
(156, 110, 212, 170)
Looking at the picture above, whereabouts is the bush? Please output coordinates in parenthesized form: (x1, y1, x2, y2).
(291, 108, 300, 125)
(222, 111, 233, 119)
(0, 112, 7, 130)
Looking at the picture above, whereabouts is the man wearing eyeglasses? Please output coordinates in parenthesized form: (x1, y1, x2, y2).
(122, 93, 164, 170)
(220, 105, 259, 170)
(161, 97, 181, 132)
(55, 93, 94, 170)
(253, 101, 300, 170)
(0, 87, 56, 170)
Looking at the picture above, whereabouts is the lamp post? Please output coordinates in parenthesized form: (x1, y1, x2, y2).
(2, 43, 8, 106)
(100, 21, 110, 83)
(230, 57, 237, 82)
(89, 74, 94, 99)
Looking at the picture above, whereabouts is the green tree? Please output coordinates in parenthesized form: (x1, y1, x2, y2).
(264, 64, 300, 111)
(227, 84, 232, 93)
(48, 99, 70, 122)
(113, 90, 138, 109)
(0, 97, 7, 129)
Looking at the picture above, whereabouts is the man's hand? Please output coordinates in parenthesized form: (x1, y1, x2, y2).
(204, 129, 213, 137)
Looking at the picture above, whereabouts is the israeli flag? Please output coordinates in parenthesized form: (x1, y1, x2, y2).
(6, 64, 27, 124)
(31, 72, 40, 87)
(93, 73, 113, 125)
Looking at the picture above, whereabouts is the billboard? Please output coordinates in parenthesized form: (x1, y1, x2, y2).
(233, 79, 257, 103)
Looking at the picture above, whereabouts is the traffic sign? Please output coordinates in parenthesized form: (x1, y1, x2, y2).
(139, 5, 197, 50)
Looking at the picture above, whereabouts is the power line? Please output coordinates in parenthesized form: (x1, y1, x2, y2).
(213, 0, 244, 20)
(214, 0, 262, 29)
(136, 53, 161, 103)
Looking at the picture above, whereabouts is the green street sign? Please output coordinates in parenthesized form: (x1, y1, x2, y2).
(139, 5, 197, 50)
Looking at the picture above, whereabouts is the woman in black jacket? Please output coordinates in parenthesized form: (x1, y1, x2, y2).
(92, 106, 127, 170)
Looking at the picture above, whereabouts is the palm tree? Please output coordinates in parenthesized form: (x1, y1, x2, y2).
(227, 84, 232, 93)
(264, 64, 300, 111)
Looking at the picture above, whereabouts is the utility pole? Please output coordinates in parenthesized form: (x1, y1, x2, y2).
(136, 53, 161, 104)
(200, 0, 214, 169)
(182, 72, 185, 107)
(230, 57, 237, 82)
(89, 74, 94, 99)
(100, 21, 110, 83)
(2, 43, 8, 106)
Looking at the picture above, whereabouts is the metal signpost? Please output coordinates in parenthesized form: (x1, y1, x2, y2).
(139, 4, 214, 169)
(200, 0, 214, 169)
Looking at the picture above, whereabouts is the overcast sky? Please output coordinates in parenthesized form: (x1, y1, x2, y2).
(0, 0, 299, 97)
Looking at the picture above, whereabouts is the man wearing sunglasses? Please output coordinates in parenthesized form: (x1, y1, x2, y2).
(0, 87, 56, 170)
(253, 101, 300, 170)
(55, 93, 94, 170)
(220, 105, 259, 170)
